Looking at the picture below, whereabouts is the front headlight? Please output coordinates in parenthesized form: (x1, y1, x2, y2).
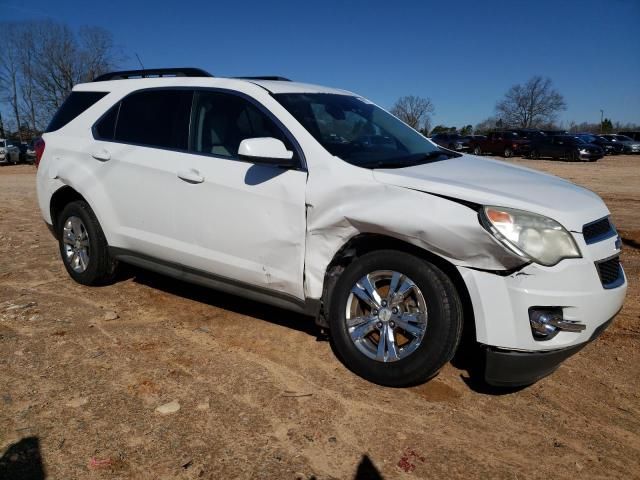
(481, 206, 581, 266)
(579, 148, 588, 154)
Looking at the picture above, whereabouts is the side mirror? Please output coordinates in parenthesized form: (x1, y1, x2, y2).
(238, 137, 296, 167)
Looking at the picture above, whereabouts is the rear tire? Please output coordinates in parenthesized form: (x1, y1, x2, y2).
(328, 250, 463, 387)
(530, 149, 540, 160)
(503, 147, 513, 158)
(57, 201, 118, 286)
(473, 146, 482, 156)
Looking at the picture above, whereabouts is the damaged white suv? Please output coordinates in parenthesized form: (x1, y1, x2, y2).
(36, 68, 627, 387)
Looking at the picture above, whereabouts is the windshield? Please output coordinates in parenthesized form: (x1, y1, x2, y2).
(615, 135, 633, 141)
(274, 93, 451, 168)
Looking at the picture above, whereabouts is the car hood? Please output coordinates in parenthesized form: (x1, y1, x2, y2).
(373, 154, 609, 232)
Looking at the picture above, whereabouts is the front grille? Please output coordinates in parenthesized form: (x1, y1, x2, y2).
(583, 217, 616, 244)
(595, 256, 624, 289)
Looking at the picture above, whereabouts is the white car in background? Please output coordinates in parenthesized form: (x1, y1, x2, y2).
(35, 68, 626, 388)
(0, 138, 20, 164)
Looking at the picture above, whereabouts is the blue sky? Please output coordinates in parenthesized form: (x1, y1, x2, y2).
(3, 0, 639, 127)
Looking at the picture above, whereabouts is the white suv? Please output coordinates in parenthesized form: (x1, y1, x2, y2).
(36, 68, 627, 387)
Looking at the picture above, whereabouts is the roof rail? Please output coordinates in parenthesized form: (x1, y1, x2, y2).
(235, 76, 292, 81)
(93, 68, 213, 82)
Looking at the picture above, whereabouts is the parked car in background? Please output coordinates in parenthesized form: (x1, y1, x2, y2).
(26, 140, 36, 163)
(430, 133, 469, 151)
(599, 134, 640, 154)
(0, 139, 20, 164)
(617, 131, 640, 142)
(542, 130, 568, 136)
(17, 143, 28, 162)
(575, 134, 621, 155)
(469, 131, 530, 157)
(510, 129, 546, 140)
(464, 134, 487, 141)
(528, 135, 603, 161)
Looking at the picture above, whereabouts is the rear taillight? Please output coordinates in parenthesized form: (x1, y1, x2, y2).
(34, 137, 45, 168)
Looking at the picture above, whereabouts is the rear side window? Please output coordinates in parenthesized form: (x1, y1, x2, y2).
(114, 90, 193, 150)
(45, 91, 108, 133)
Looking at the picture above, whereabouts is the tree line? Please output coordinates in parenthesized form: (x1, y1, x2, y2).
(0, 20, 121, 141)
(391, 75, 638, 136)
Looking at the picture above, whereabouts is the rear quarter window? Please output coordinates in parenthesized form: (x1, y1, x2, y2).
(45, 91, 108, 133)
(94, 104, 120, 140)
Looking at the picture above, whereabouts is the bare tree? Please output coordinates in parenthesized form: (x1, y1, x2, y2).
(0, 23, 25, 141)
(495, 76, 566, 128)
(31, 21, 84, 113)
(0, 20, 122, 133)
(390, 95, 435, 131)
(18, 26, 42, 131)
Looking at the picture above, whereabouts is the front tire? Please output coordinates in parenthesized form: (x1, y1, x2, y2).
(328, 250, 463, 387)
(473, 146, 482, 156)
(57, 201, 117, 285)
(503, 147, 513, 158)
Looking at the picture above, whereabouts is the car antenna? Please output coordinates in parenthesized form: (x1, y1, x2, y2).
(135, 53, 145, 70)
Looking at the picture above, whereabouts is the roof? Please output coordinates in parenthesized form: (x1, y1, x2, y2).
(247, 79, 353, 95)
(75, 75, 353, 96)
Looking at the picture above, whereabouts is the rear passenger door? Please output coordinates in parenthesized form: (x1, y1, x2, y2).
(92, 88, 195, 262)
(174, 90, 307, 299)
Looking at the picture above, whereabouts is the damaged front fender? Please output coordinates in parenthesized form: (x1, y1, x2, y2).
(303, 164, 526, 300)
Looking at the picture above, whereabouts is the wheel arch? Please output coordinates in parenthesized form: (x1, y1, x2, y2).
(49, 186, 89, 236)
(319, 233, 475, 342)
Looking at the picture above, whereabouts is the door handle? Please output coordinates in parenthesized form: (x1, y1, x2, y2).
(91, 148, 111, 161)
(177, 169, 204, 184)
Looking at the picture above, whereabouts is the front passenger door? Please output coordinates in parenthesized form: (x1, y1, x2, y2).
(173, 90, 308, 299)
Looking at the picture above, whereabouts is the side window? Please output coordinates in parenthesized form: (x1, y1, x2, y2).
(190, 91, 293, 159)
(114, 90, 193, 150)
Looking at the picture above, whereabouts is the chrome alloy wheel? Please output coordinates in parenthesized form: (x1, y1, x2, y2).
(345, 270, 428, 362)
(62, 216, 90, 273)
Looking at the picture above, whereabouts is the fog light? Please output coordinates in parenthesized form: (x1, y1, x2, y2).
(529, 309, 561, 340)
(529, 307, 586, 341)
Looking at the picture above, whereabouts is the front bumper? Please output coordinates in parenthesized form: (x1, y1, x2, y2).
(458, 230, 626, 385)
(484, 315, 615, 386)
